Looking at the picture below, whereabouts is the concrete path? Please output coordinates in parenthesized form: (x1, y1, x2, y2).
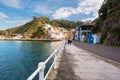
(54, 49, 76, 80)
(55, 43, 120, 80)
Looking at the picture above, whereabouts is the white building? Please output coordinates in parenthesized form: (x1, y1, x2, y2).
(43, 24, 63, 39)
(11, 34, 23, 39)
(75, 25, 92, 42)
(56, 33, 63, 39)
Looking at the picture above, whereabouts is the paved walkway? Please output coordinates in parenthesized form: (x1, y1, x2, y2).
(54, 43, 120, 80)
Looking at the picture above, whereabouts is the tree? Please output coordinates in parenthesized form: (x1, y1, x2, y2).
(32, 16, 38, 20)
(51, 19, 61, 27)
(92, 18, 101, 33)
(99, 4, 108, 21)
(39, 16, 50, 24)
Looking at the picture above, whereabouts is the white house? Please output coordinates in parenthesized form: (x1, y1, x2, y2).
(75, 25, 93, 42)
(11, 34, 23, 39)
(43, 24, 64, 39)
(56, 33, 63, 39)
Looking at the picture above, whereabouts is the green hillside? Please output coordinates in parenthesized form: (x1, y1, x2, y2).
(0, 16, 82, 39)
(92, 0, 120, 46)
(4, 17, 50, 38)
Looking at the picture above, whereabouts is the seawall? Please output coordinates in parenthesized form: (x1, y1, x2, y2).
(0, 38, 63, 42)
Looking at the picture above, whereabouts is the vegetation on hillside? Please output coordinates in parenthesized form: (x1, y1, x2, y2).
(99, 0, 120, 21)
(106, 25, 120, 46)
(51, 19, 82, 29)
(92, 0, 120, 46)
(0, 16, 82, 39)
(92, 18, 101, 33)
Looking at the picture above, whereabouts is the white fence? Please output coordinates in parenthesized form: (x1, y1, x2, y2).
(27, 40, 66, 80)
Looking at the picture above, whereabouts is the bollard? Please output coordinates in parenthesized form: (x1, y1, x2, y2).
(38, 62, 46, 80)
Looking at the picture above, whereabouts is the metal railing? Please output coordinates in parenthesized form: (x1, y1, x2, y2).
(27, 40, 65, 80)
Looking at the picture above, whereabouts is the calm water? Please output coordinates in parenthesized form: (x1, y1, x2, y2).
(0, 41, 62, 80)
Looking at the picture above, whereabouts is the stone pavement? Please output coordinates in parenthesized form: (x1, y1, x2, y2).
(54, 43, 120, 80)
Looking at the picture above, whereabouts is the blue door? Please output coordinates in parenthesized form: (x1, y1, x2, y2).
(88, 33, 93, 43)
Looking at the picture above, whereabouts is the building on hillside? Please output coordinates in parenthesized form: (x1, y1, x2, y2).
(43, 24, 64, 39)
(11, 34, 23, 39)
(43, 24, 55, 38)
(56, 33, 63, 39)
(43, 24, 51, 29)
(75, 24, 93, 42)
(83, 20, 92, 24)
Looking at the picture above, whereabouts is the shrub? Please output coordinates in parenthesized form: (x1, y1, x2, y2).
(105, 25, 120, 46)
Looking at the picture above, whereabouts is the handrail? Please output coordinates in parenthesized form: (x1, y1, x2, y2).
(27, 40, 65, 80)
(27, 67, 42, 80)
(44, 50, 57, 64)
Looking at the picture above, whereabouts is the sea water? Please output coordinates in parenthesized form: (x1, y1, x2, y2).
(0, 41, 61, 80)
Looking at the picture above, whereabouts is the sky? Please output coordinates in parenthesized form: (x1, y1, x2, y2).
(0, 0, 104, 30)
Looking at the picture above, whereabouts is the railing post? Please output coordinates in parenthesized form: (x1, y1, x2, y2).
(38, 62, 45, 80)
(54, 53, 57, 69)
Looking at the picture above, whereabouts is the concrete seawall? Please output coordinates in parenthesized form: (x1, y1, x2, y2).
(0, 38, 63, 42)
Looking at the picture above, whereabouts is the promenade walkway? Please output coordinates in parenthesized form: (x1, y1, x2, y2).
(54, 41, 120, 80)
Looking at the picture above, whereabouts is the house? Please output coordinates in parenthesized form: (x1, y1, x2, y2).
(43, 24, 64, 39)
(56, 33, 63, 39)
(43, 24, 54, 31)
(75, 24, 93, 42)
(11, 34, 23, 39)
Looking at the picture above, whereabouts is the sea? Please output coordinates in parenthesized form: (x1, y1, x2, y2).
(0, 40, 62, 80)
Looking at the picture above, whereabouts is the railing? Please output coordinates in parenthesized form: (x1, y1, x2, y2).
(27, 40, 66, 80)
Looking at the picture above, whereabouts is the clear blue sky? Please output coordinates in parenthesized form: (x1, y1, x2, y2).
(0, 0, 104, 30)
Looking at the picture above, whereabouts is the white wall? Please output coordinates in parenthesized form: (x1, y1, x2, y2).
(93, 34, 101, 44)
